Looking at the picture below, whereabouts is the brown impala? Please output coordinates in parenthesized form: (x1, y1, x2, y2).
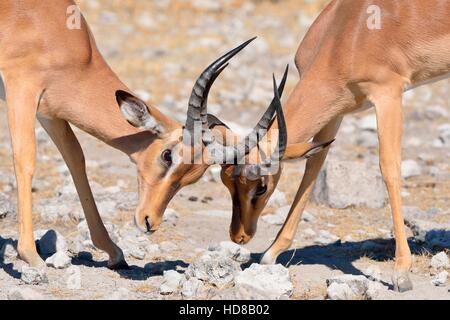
(0, 0, 291, 269)
(216, 0, 450, 292)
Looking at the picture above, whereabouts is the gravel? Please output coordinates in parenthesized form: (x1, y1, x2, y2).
(185, 252, 241, 289)
(431, 271, 449, 287)
(160, 270, 184, 295)
(430, 252, 450, 271)
(20, 267, 48, 285)
(235, 264, 293, 300)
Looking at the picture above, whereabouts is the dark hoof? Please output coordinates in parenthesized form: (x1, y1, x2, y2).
(392, 272, 413, 292)
(108, 259, 130, 270)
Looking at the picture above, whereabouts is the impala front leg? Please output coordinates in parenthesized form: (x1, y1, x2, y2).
(261, 117, 342, 264)
(371, 86, 412, 292)
(38, 117, 127, 269)
(7, 85, 44, 267)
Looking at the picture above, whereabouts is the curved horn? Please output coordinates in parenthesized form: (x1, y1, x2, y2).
(185, 37, 257, 134)
(205, 65, 289, 164)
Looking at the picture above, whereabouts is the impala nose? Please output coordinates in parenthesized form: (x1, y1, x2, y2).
(230, 232, 253, 245)
(134, 213, 158, 235)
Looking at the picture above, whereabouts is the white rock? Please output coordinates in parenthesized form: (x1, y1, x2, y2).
(358, 114, 377, 131)
(8, 287, 45, 300)
(267, 189, 287, 208)
(262, 206, 289, 225)
(160, 270, 184, 295)
(302, 211, 316, 223)
(326, 275, 369, 297)
(235, 264, 293, 299)
(185, 252, 240, 289)
(401, 160, 422, 179)
(0, 242, 18, 262)
(431, 271, 448, 287)
(21, 266, 48, 285)
(36, 229, 68, 256)
(327, 282, 357, 300)
(303, 228, 317, 237)
(181, 277, 204, 298)
(45, 251, 72, 269)
(312, 160, 387, 209)
(208, 241, 251, 263)
(366, 281, 388, 300)
(314, 230, 340, 245)
(430, 252, 449, 271)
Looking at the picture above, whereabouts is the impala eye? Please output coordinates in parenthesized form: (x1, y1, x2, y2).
(255, 183, 267, 197)
(161, 149, 173, 166)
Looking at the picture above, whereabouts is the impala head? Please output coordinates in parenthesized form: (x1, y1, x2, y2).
(218, 67, 335, 245)
(116, 38, 290, 235)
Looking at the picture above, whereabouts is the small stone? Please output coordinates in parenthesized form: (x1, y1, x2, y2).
(185, 252, 240, 289)
(129, 247, 146, 260)
(8, 287, 45, 300)
(314, 230, 340, 245)
(188, 196, 198, 202)
(181, 277, 204, 298)
(235, 264, 293, 299)
(430, 252, 449, 271)
(303, 228, 317, 237)
(0, 242, 18, 262)
(208, 241, 251, 263)
(21, 266, 48, 285)
(36, 229, 68, 256)
(160, 270, 184, 295)
(327, 282, 356, 300)
(45, 251, 72, 269)
(431, 271, 448, 287)
(401, 160, 422, 179)
(267, 189, 287, 208)
(302, 211, 316, 223)
(366, 281, 388, 300)
(327, 275, 369, 297)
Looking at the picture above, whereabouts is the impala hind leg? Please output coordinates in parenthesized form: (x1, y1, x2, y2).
(260, 117, 342, 265)
(7, 86, 44, 267)
(38, 117, 127, 269)
(372, 86, 412, 292)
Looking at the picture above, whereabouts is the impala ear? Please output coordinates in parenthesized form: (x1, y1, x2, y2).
(116, 90, 165, 135)
(283, 140, 335, 161)
(207, 114, 230, 130)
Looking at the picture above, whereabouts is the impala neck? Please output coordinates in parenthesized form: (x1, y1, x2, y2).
(49, 61, 155, 160)
(270, 76, 343, 145)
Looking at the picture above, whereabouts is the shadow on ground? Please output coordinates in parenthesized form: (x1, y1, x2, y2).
(2, 230, 449, 284)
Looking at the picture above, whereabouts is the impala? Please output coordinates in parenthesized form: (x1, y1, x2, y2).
(217, 0, 450, 292)
(0, 0, 287, 269)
